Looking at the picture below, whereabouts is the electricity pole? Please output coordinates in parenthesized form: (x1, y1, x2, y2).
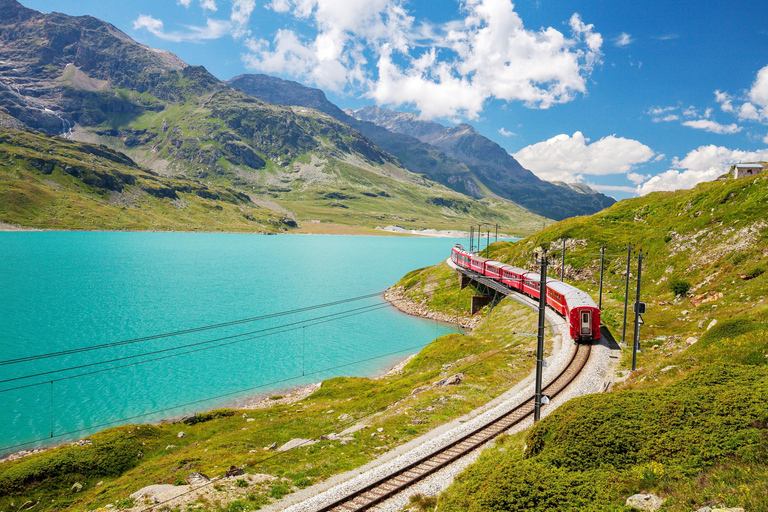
(469, 226, 474, 251)
(561, 238, 566, 281)
(486, 229, 489, 258)
(621, 243, 632, 347)
(534, 250, 548, 423)
(632, 251, 644, 371)
(598, 244, 605, 310)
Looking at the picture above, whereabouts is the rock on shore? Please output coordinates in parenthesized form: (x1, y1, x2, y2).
(383, 286, 481, 330)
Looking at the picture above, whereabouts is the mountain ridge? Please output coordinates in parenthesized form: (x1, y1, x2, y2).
(227, 74, 615, 220)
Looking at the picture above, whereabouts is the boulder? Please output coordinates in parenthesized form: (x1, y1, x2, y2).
(186, 472, 210, 487)
(177, 431, 186, 438)
(130, 484, 192, 505)
(71, 482, 83, 493)
(437, 373, 465, 386)
(626, 493, 663, 511)
(707, 319, 718, 331)
(278, 438, 317, 451)
(225, 466, 244, 477)
(265, 442, 277, 450)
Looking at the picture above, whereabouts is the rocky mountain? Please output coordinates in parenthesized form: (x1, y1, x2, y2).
(0, 0, 549, 233)
(226, 74, 483, 198)
(350, 106, 616, 220)
(228, 75, 614, 220)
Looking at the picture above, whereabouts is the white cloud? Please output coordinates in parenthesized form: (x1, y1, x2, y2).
(587, 184, 638, 193)
(627, 172, 650, 184)
(243, 0, 602, 118)
(681, 119, 742, 134)
(764, 134, 768, 144)
(513, 131, 655, 182)
(177, 0, 217, 11)
(615, 32, 632, 47)
(499, 127, 515, 137)
(134, 15, 232, 43)
(636, 168, 723, 196)
(230, 0, 256, 37)
(738, 102, 760, 120)
(637, 144, 768, 195)
(652, 114, 678, 123)
(715, 89, 734, 112)
(748, 64, 768, 112)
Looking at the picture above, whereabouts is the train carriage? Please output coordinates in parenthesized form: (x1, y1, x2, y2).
(499, 264, 527, 291)
(482, 260, 505, 279)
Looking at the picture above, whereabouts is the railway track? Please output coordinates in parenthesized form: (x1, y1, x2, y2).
(315, 341, 593, 512)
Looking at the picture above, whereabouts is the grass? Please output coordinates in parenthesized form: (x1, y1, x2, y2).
(0, 129, 286, 233)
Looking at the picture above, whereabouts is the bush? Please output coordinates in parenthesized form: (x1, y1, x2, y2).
(742, 265, 765, 279)
(669, 277, 691, 296)
(524, 363, 768, 473)
(440, 459, 608, 512)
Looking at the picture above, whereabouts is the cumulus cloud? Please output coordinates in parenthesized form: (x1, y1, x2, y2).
(178, 0, 217, 11)
(499, 127, 515, 137)
(682, 119, 742, 134)
(512, 131, 655, 182)
(749, 64, 768, 112)
(615, 32, 632, 47)
(711, 63, 768, 122)
(134, 15, 232, 42)
(636, 144, 768, 195)
(242, 0, 602, 118)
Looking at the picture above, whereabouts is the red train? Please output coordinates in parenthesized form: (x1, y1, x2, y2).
(451, 244, 601, 342)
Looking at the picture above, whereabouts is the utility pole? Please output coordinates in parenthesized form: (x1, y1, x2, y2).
(534, 249, 548, 423)
(632, 251, 644, 371)
(477, 224, 481, 254)
(561, 238, 566, 281)
(495, 224, 498, 242)
(621, 243, 632, 347)
(598, 244, 605, 310)
(486, 228, 489, 258)
(470, 226, 474, 251)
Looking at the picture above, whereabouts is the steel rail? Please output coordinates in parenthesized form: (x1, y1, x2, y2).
(315, 341, 592, 512)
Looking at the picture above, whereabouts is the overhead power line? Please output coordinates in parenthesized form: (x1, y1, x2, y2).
(0, 291, 386, 367)
(0, 302, 392, 391)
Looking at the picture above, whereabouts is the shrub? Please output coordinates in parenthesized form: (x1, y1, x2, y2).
(742, 265, 765, 279)
(669, 277, 691, 296)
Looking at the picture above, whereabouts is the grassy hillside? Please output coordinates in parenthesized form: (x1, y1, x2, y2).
(0, 129, 290, 232)
(433, 172, 768, 511)
(80, 87, 549, 235)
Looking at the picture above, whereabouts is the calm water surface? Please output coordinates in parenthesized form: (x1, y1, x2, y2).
(0, 232, 496, 454)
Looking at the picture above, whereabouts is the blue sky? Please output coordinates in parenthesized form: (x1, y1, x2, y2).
(21, 0, 768, 199)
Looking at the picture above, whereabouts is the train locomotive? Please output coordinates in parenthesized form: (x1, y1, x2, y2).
(451, 244, 601, 342)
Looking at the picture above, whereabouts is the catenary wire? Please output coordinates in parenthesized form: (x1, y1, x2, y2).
(0, 302, 392, 392)
(0, 291, 387, 367)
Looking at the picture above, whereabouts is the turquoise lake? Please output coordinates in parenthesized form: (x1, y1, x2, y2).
(0, 232, 500, 455)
